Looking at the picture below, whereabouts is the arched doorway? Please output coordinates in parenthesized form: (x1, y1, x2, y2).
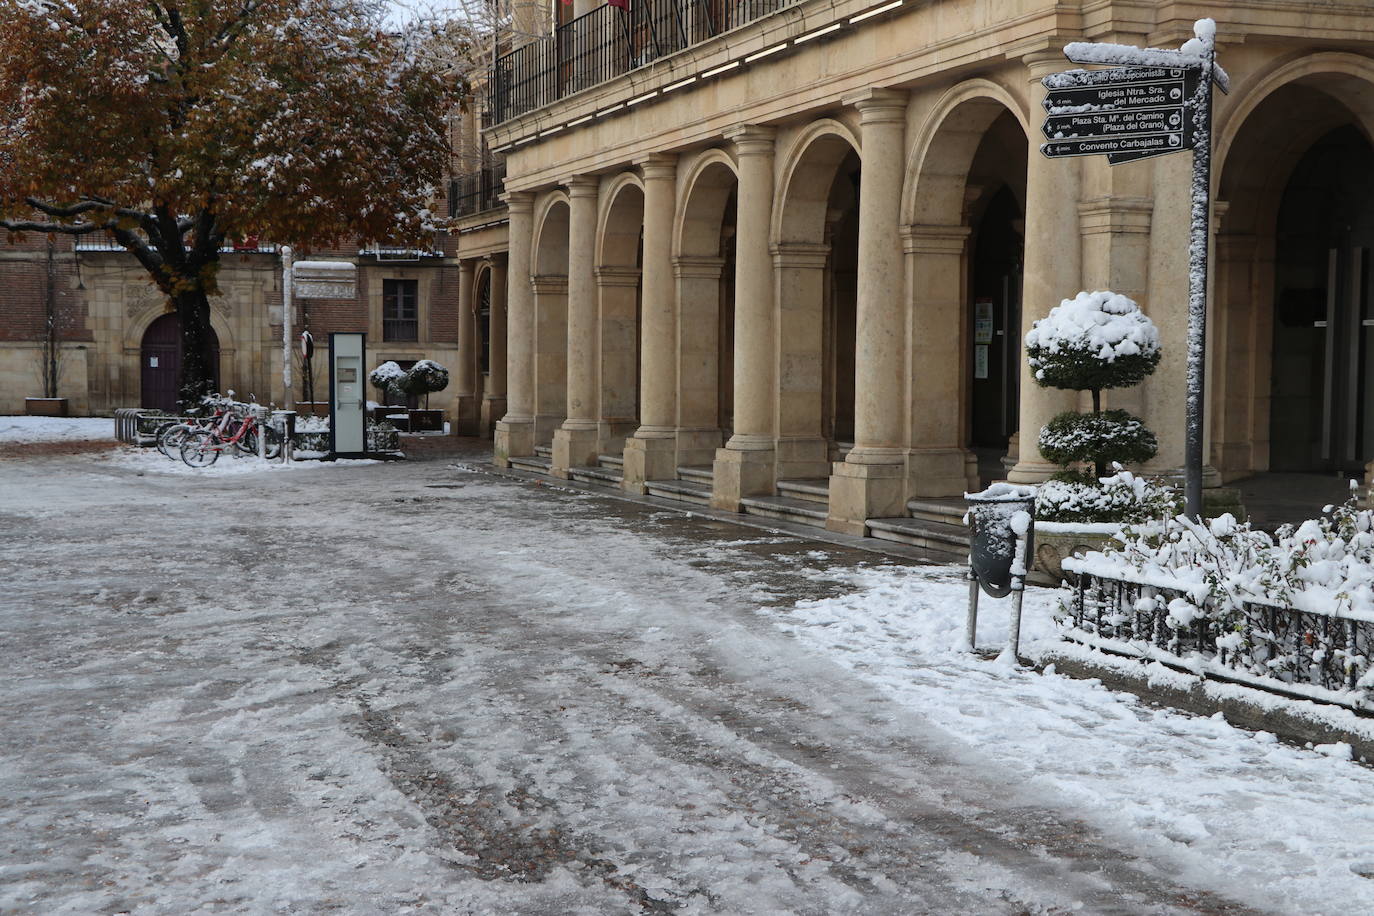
(140, 313, 220, 412)
(532, 196, 570, 445)
(598, 179, 645, 457)
(1270, 126, 1374, 473)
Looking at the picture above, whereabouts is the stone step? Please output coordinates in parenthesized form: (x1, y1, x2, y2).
(676, 465, 714, 483)
(598, 454, 624, 469)
(866, 516, 968, 554)
(534, 445, 553, 458)
(646, 478, 713, 506)
(569, 465, 623, 487)
(510, 454, 552, 473)
(906, 497, 968, 526)
(739, 495, 828, 528)
(776, 478, 830, 505)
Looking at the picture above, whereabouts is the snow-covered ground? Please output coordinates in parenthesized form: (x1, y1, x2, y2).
(0, 415, 113, 443)
(766, 566, 1374, 913)
(3, 443, 1373, 914)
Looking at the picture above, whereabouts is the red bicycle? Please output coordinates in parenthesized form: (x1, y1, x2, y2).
(180, 406, 280, 467)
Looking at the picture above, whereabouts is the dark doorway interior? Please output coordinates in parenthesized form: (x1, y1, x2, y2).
(825, 152, 861, 446)
(1271, 126, 1374, 474)
(968, 185, 1023, 453)
(139, 312, 220, 412)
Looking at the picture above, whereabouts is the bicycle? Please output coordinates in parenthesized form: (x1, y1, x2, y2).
(179, 400, 280, 467)
(156, 394, 233, 459)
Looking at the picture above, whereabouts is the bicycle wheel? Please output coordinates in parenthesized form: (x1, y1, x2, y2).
(180, 431, 220, 468)
(236, 428, 259, 456)
(157, 423, 194, 459)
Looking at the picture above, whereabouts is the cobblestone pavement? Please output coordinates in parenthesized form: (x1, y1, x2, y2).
(0, 442, 1259, 914)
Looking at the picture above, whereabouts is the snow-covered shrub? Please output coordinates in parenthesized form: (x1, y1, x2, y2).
(1036, 468, 1179, 524)
(369, 361, 407, 405)
(400, 359, 449, 408)
(1062, 494, 1374, 700)
(1025, 289, 1161, 496)
(1039, 409, 1158, 470)
(1025, 290, 1161, 391)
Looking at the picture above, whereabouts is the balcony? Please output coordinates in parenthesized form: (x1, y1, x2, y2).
(448, 161, 508, 219)
(490, 0, 800, 125)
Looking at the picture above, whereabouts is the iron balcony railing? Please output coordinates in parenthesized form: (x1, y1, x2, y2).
(448, 161, 508, 218)
(491, 0, 799, 124)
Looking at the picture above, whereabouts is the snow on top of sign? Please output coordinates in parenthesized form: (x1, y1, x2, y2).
(1025, 290, 1161, 370)
(292, 260, 356, 272)
(1062, 19, 1230, 92)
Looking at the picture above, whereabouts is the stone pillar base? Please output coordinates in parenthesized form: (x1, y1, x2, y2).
(551, 423, 599, 478)
(454, 394, 480, 437)
(494, 418, 534, 468)
(775, 436, 831, 481)
(711, 447, 776, 511)
(621, 432, 677, 494)
(906, 448, 975, 498)
(480, 397, 506, 440)
(1006, 458, 1060, 485)
(827, 461, 905, 536)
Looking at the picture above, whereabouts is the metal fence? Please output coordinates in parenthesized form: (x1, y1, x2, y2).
(490, 0, 799, 124)
(1064, 571, 1374, 708)
(448, 161, 507, 218)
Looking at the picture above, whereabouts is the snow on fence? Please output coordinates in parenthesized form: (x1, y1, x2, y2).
(1061, 569, 1374, 712)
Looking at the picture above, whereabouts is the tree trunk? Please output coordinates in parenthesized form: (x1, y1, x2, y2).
(176, 287, 216, 410)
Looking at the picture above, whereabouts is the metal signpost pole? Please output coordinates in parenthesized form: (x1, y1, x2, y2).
(1184, 36, 1216, 519)
(281, 246, 295, 412)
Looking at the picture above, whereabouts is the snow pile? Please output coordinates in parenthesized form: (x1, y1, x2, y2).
(1024, 290, 1161, 381)
(1036, 468, 1178, 524)
(0, 416, 113, 443)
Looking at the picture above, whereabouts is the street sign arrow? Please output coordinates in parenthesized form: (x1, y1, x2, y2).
(1041, 132, 1186, 160)
(1042, 104, 1188, 141)
(1043, 74, 1194, 114)
(1042, 66, 1186, 91)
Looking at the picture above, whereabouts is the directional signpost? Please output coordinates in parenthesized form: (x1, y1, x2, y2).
(1039, 19, 1228, 519)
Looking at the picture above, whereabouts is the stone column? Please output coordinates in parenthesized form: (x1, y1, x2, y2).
(494, 192, 535, 465)
(673, 255, 727, 469)
(1008, 53, 1083, 483)
(904, 224, 976, 496)
(773, 241, 831, 479)
(829, 89, 909, 535)
(624, 155, 679, 493)
(454, 259, 479, 436)
(482, 256, 508, 439)
(712, 126, 777, 511)
(552, 176, 600, 477)
(595, 266, 641, 456)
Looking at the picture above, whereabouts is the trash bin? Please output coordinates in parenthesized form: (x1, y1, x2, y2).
(965, 483, 1037, 598)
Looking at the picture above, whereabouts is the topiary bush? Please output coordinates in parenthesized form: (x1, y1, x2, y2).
(401, 359, 450, 408)
(369, 360, 407, 406)
(1026, 290, 1162, 479)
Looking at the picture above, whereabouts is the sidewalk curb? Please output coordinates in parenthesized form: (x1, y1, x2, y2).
(1035, 645, 1374, 763)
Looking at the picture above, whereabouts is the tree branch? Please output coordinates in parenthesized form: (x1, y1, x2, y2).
(0, 218, 109, 235)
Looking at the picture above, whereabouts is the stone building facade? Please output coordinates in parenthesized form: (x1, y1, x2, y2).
(458, 0, 1374, 536)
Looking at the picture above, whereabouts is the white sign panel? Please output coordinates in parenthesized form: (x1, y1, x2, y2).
(294, 261, 358, 299)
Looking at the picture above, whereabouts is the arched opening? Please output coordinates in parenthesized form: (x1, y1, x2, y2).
(675, 157, 738, 469)
(824, 150, 861, 447)
(598, 180, 645, 457)
(775, 126, 862, 479)
(140, 312, 220, 412)
(532, 198, 570, 445)
(1270, 125, 1374, 473)
(907, 92, 1027, 493)
(1214, 69, 1374, 492)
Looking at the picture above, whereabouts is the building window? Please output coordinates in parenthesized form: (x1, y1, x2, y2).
(383, 279, 419, 341)
(478, 272, 492, 374)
